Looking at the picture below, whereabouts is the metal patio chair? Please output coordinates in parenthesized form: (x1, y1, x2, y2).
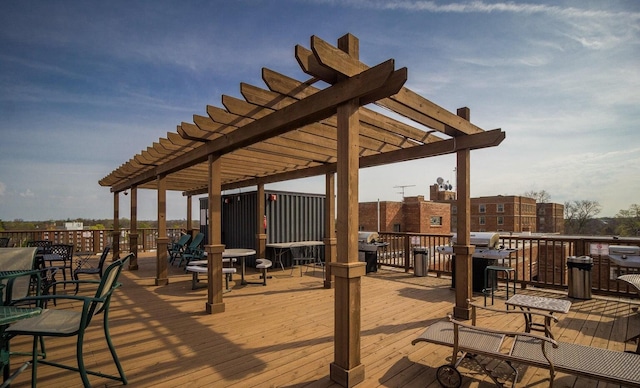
(3, 253, 133, 387)
(73, 246, 110, 294)
(290, 244, 316, 277)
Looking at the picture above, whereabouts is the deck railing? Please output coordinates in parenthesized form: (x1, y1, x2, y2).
(0, 228, 185, 253)
(3, 229, 639, 298)
(376, 232, 640, 298)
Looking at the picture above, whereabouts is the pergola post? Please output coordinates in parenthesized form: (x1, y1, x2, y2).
(453, 107, 475, 320)
(324, 173, 336, 289)
(156, 174, 169, 286)
(330, 31, 366, 388)
(129, 185, 139, 270)
(112, 192, 120, 261)
(186, 194, 193, 236)
(206, 154, 225, 314)
(256, 184, 267, 262)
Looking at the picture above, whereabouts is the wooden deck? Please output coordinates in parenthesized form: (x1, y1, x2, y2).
(7, 252, 640, 387)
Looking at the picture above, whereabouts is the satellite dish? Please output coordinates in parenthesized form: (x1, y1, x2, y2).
(436, 177, 444, 184)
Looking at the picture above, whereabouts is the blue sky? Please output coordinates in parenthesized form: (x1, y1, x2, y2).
(0, 0, 638, 221)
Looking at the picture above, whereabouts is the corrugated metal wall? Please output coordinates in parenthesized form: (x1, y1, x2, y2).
(199, 190, 326, 248)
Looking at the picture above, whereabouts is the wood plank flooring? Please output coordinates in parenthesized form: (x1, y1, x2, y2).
(6, 252, 640, 387)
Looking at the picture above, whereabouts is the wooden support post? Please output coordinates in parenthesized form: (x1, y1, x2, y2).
(330, 32, 366, 388)
(112, 192, 120, 261)
(324, 173, 336, 289)
(206, 154, 225, 314)
(129, 186, 139, 270)
(156, 175, 169, 286)
(187, 194, 193, 235)
(256, 184, 267, 262)
(453, 107, 474, 320)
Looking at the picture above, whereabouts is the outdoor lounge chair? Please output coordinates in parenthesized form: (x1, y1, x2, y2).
(176, 233, 204, 267)
(168, 234, 191, 265)
(73, 246, 110, 294)
(4, 253, 133, 387)
(412, 300, 640, 387)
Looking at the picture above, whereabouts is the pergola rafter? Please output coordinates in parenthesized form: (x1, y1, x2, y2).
(99, 33, 506, 388)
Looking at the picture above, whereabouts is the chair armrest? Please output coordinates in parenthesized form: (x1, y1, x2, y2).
(467, 299, 559, 325)
(448, 314, 559, 348)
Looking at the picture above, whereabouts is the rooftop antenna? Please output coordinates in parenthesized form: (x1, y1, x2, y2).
(394, 185, 415, 198)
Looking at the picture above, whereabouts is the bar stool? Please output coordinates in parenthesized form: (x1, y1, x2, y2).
(483, 265, 516, 306)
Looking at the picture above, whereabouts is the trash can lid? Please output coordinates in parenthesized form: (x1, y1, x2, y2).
(567, 255, 593, 264)
(413, 247, 428, 253)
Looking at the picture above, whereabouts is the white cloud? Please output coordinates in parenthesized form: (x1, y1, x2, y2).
(19, 189, 35, 198)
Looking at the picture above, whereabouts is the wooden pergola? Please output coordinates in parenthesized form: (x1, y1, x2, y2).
(99, 33, 505, 387)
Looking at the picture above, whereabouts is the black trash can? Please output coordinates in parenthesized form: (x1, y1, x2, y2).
(414, 247, 428, 277)
(451, 256, 493, 293)
(567, 256, 593, 299)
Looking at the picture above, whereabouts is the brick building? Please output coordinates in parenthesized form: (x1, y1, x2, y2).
(467, 195, 537, 232)
(536, 202, 565, 233)
(358, 196, 451, 233)
(429, 184, 563, 233)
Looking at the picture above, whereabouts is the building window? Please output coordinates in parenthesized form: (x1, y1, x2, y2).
(479, 204, 486, 213)
(539, 217, 545, 224)
(452, 205, 457, 215)
(430, 216, 443, 226)
(479, 216, 485, 225)
(497, 203, 504, 213)
(497, 216, 504, 225)
(393, 223, 401, 232)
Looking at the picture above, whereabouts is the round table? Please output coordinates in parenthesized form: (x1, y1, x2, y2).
(200, 249, 256, 285)
(223, 249, 256, 285)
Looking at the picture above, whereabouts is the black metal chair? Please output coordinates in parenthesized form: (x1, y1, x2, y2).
(26, 240, 51, 255)
(4, 253, 133, 387)
(47, 244, 74, 287)
(73, 246, 110, 294)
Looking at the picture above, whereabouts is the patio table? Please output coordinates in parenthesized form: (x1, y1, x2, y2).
(267, 241, 324, 271)
(223, 249, 256, 285)
(506, 294, 571, 339)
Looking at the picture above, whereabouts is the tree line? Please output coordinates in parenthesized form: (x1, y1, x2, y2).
(524, 190, 639, 236)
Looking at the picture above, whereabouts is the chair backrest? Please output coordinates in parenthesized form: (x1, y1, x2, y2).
(87, 253, 132, 321)
(0, 237, 10, 247)
(50, 243, 74, 261)
(290, 244, 308, 259)
(27, 240, 52, 254)
(188, 233, 204, 250)
(176, 234, 191, 247)
(0, 247, 38, 303)
(96, 246, 111, 276)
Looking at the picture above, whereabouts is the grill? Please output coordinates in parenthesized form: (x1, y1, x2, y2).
(358, 232, 389, 273)
(357, 232, 388, 252)
(608, 245, 640, 267)
(436, 232, 517, 261)
(436, 232, 518, 293)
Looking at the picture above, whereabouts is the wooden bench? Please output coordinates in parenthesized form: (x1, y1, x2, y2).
(412, 304, 640, 387)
